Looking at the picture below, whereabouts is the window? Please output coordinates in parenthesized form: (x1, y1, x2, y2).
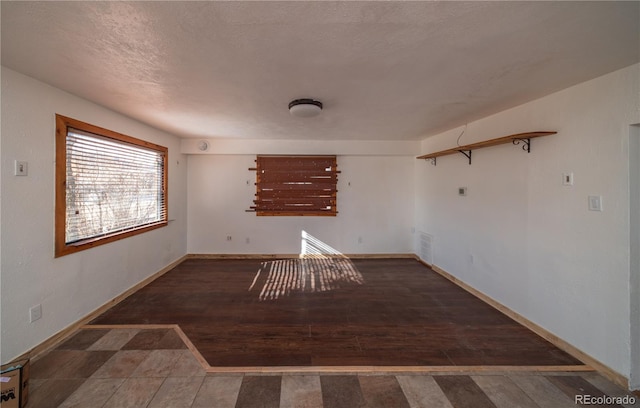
(55, 115, 168, 257)
(250, 155, 339, 216)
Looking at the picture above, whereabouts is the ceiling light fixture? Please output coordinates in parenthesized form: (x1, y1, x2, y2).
(288, 98, 323, 118)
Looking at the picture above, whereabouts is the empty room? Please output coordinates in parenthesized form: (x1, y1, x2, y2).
(1, 1, 639, 407)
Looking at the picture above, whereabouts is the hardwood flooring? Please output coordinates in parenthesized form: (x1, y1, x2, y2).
(91, 258, 582, 368)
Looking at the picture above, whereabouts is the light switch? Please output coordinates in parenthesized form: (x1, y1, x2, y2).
(14, 160, 28, 176)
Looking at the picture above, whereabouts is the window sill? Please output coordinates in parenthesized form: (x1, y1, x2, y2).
(56, 221, 167, 257)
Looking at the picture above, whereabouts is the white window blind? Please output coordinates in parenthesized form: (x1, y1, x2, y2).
(65, 129, 166, 244)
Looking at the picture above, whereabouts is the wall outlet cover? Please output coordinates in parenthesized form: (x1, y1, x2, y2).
(14, 160, 28, 176)
(588, 195, 603, 211)
(562, 172, 574, 186)
(29, 304, 42, 323)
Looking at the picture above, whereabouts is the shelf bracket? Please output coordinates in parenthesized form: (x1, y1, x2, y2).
(458, 149, 472, 165)
(512, 138, 531, 153)
(427, 157, 436, 166)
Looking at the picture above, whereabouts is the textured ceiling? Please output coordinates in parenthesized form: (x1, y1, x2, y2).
(2, 1, 638, 141)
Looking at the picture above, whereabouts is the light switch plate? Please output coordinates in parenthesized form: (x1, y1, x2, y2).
(14, 160, 28, 176)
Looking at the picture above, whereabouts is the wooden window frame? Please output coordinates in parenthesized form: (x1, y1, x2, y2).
(55, 114, 168, 257)
(249, 155, 339, 216)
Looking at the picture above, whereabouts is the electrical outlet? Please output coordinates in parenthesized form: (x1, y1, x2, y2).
(562, 172, 574, 186)
(226, 235, 232, 241)
(245, 237, 250, 244)
(30, 304, 42, 323)
(458, 187, 467, 196)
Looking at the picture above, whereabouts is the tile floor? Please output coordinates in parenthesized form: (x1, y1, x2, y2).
(25, 327, 637, 408)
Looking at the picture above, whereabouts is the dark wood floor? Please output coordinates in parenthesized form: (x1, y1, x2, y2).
(91, 258, 582, 368)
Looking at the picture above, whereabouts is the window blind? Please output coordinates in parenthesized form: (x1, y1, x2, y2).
(65, 129, 166, 244)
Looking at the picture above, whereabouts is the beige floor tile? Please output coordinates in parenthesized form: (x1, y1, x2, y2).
(91, 350, 151, 378)
(510, 375, 576, 408)
(280, 375, 323, 408)
(147, 376, 205, 408)
(102, 377, 165, 408)
(87, 329, 141, 351)
(130, 349, 184, 377)
(58, 378, 126, 408)
(192, 375, 243, 408)
(168, 349, 206, 377)
(472, 375, 539, 408)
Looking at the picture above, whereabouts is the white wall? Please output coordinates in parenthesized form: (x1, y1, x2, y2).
(630, 123, 640, 389)
(415, 64, 640, 382)
(0, 67, 188, 362)
(187, 153, 415, 255)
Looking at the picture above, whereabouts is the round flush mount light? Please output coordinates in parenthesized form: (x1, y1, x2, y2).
(288, 98, 323, 117)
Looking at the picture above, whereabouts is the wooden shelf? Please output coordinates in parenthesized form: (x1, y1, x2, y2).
(417, 131, 557, 165)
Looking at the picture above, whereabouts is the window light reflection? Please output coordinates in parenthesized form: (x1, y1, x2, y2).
(249, 231, 364, 301)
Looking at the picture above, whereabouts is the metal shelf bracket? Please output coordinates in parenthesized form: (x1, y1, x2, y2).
(458, 149, 472, 165)
(512, 138, 531, 153)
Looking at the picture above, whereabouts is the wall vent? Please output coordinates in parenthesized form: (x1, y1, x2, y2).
(419, 232, 434, 265)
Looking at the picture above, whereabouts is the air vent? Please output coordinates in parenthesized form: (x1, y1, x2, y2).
(419, 232, 433, 265)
